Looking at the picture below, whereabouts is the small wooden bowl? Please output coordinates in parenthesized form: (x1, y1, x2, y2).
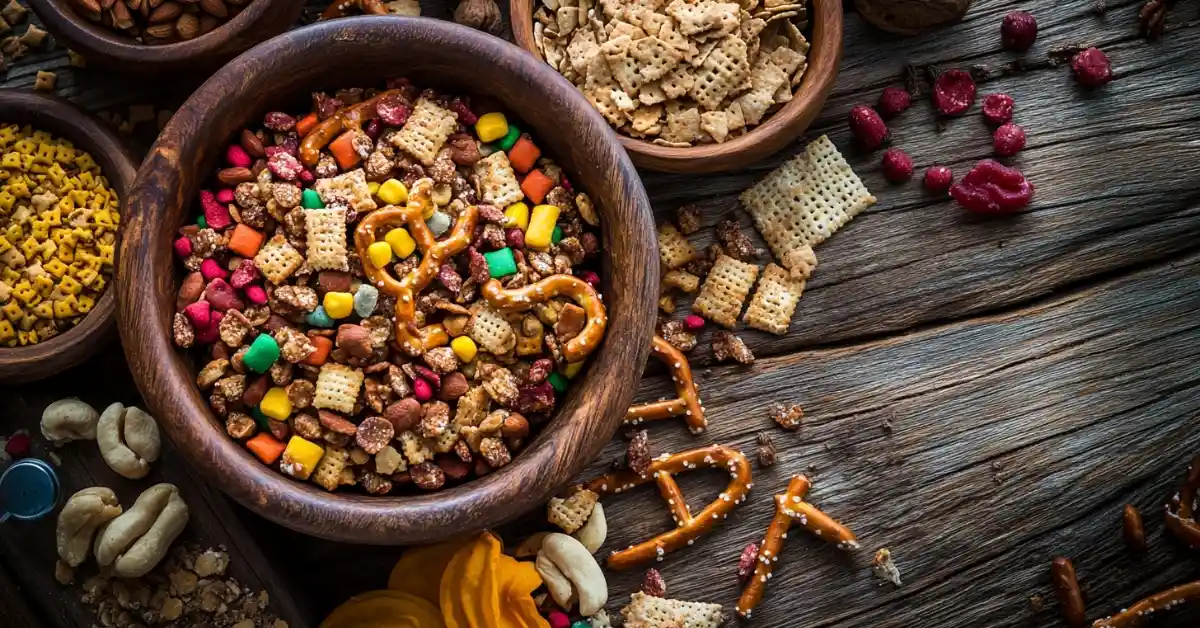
(117, 17, 659, 544)
(0, 90, 135, 384)
(511, 0, 844, 173)
(26, 0, 304, 74)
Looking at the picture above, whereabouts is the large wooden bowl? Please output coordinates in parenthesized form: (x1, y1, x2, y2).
(117, 17, 659, 544)
(511, 0, 844, 173)
(0, 90, 135, 384)
(26, 0, 304, 74)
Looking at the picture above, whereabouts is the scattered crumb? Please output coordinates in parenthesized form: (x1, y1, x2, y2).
(676, 204, 702, 235)
(711, 330, 754, 365)
(872, 548, 902, 586)
(33, 70, 55, 92)
(769, 403, 803, 431)
(17, 22, 46, 49)
(67, 48, 85, 67)
(1, 0, 27, 26)
(48, 451, 62, 466)
(1029, 594, 1045, 612)
(54, 559, 74, 585)
(755, 431, 776, 467)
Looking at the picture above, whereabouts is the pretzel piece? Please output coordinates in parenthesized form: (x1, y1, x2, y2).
(1092, 580, 1200, 627)
(624, 335, 706, 434)
(480, 275, 607, 363)
(354, 179, 478, 356)
(1164, 454, 1200, 548)
(320, 0, 387, 19)
(735, 475, 810, 618)
(299, 89, 400, 166)
(584, 445, 753, 571)
(1051, 556, 1086, 628)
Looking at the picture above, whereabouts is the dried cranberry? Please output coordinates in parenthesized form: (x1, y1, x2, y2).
(376, 93, 412, 126)
(229, 259, 260, 289)
(950, 159, 1034, 214)
(1072, 47, 1113, 87)
(414, 365, 441, 389)
(923, 166, 954, 193)
(932, 69, 977, 116)
(982, 93, 1015, 126)
(263, 112, 296, 132)
(267, 153, 303, 181)
(516, 382, 555, 414)
(448, 97, 478, 125)
(5, 432, 31, 458)
(1001, 11, 1038, 51)
(848, 105, 889, 150)
(737, 543, 759, 584)
(992, 123, 1026, 157)
(277, 132, 300, 157)
(298, 168, 316, 184)
(505, 228, 525, 249)
(577, 270, 600, 288)
(881, 148, 913, 183)
(876, 87, 911, 119)
(364, 118, 381, 141)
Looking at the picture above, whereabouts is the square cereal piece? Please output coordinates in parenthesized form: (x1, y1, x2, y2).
(305, 207, 349, 271)
(657, 222, 697, 270)
(739, 135, 875, 271)
(547, 488, 599, 533)
(631, 36, 683, 83)
(253, 234, 304, 285)
(659, 104, 701, 145)
(315, 169, 377, 213)
(468, 304, 517, 356)
(622, 592, 725, 628)
(700, 111, 728, 144)
(688, 35, 750, 111)
(743, 262, 805, 335)
(390, 98, 458, 166)
(692, 254, 759, 328)
(313, 363, 364, 414)
(312, 445, 349, 492)
(472, 152, 525, 207)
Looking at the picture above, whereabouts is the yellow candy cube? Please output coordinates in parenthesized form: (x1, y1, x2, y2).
(377, 178, 408, 206)
(367, 241, 393, 269)
(450, 336, 478, 363)
(475, 112, 509, 143)
(323, 291, 354, 319)
(260, 387, 293, 420)
(384, 228, 416, 259)
(525, 204, 561, 249)
(280, 436, 325, 481)
(504, 202, 530, 230)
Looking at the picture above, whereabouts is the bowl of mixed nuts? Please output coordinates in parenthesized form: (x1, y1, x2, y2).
(0, 90, 136, 384)
(26, 0, 304, 73)
(117, 17, 659, 544)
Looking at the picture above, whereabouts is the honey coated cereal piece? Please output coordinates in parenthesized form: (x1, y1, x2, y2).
(691, 254, 759, 329)
(547, 488, 600, 534)
(743, 263, 805, 335)
(399, 429, 433, 466)
(315, 168, 378, 214)
(711, 330, 754, 364)
(472, 151, 525, 207)
(661, 269, 700, 293)
(656, 222, 698, 270)
(254, 235, 305, 285)
(770, 403, 803, 430)
(313, 363, 365, 414)
(311, 445, 350, 491)
(304, 207, 350, 271)
(390, 98, 459, 165)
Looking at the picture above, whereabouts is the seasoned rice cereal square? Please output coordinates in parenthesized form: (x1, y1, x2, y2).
(468, 305, 518, 356)
(473, 152, 525, 207)
(311, 445, 349, 492)
(657, 222, 697, 269)
(253, 234, 304, 284)
(547, 488, 599, 533)
(621, 592, 724, 628)
(305, 207, 349, 271)
(743, 262, 805, 335)
(390, 98, 458, 165)
(691, 254, 759, 328)
(315, 169, 377, 213)
(313, 363, 364, 414)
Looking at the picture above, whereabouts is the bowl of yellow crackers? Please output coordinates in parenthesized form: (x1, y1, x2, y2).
(0, 90, 135, 383)
(512, 0, 843, 172)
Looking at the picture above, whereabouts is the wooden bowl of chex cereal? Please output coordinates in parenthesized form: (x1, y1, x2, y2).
(512, 0, 843, 172)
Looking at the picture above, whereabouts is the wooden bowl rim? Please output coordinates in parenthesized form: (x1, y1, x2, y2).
(117, 17, 658, 544)
(0, 90, 135, 384)
(510, 0, 844, 172)
(26, 0, 306, 66)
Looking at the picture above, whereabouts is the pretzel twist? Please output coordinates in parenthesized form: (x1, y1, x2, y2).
(1164, 455, 1200, 548)
(299, 89, 399, 166)
(735, 475, 810, 618)
(584, 445, 752, 571)
(624, 335, 706, 433)
(480, 275, 607, 363)
(354, 180, 478, 356)
(1092, 580, 1200, 627)
(1051, 556, 1087, 628)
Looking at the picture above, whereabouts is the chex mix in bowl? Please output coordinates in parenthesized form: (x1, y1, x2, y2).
(171, 81, 607, 494)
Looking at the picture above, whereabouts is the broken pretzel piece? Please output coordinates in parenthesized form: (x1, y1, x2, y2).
(1164, 454, 1200, 548)
(481, 273, 607, 363)
(584, 444, 752, 571)
(1093, 580, 1200, 627)
(624, 335, 706, 434)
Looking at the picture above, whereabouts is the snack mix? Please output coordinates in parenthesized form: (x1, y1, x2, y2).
(0, 124, 118, 347)
(172, 81, 607, 495)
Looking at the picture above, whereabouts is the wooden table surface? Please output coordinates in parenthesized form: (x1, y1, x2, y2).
(2, 0, 1199, 626)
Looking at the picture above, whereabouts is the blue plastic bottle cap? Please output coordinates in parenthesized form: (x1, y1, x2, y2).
(0, 458, 60, 522)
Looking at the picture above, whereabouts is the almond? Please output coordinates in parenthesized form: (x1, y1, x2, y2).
(175, 12, 199, 39)
(125, 0, 142, 11)
(198, 0, 226, 17)
(216, 167, 253, 186)
(109, 1, 135, 29)
(72, 0, 102, 14)
(198, 14, 219, 34)
(100, 0, 116, 9)
(148, 1, 180, 22)
(142, 21, 175, 39)
(239, 129, 265, 158)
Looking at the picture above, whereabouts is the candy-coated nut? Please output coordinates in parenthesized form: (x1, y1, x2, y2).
(306, 305, 335, 328)
(504, 202, 530, 230)
(426, 210, 452, 237)
(475, 112, 509, 143)
(353, 284, 379, 318)
(244, 284, 268, 305)
(242, 334, 280, 373)
(182, 300, 211, 329)
(483, 247, 517, 278)
(300, 188, 324, 209)
(548, 610, 570, 628)
(280, 436, 324, 480)
(378, 178, 408, 205)
(551, 225, 563, 244)
(215, 188, 235, 204)
(259, 387, 292, 420)
(496, 123, 521, 151)
(525, 204, 560, 249)
(323, 291, 354, 319)
(450, 336, 478, 363)
(384, 227, 416, 259)
(199, 258, 227, 281)
(563, 361, 583, 378)
(683, 314, 705, 331)
(226, 144, 252, 168)
(571, 622, 590, 628)
(367, 241, 393, 269)
(172, 237, 192, 258)
(412, 378, 433, 402)
(548, 371, 568, 394)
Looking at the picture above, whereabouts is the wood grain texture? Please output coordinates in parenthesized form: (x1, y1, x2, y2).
(115, 17, 658, 544)
(510, 0, 845, 173)
(0, 351, 312, 628)
(0, 91, 136, 384)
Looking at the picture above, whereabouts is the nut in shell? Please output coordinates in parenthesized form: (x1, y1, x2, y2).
(97, 402, 161, 479)
(57, 487, 123, 567)
(41, 398, 100, 444)
(94, 483, 190, 578)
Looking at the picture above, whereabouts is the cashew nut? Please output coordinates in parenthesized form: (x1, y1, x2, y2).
(96, 403, 161, 479)
(573, 502, 607, 554)
(535, 549, 576, 610)
(94, 483, 189, 578)
(56, 487, 122, 567)
(513, 531, 550, 559)
(41, 398, 100, 444)
(538, 533, 608, 616)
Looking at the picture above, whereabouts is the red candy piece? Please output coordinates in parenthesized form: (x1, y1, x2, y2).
(229, 259, 260, 289)
(244, 285, 268, 305)
(215, 188, 235, 204)
(412, 378, 433, 402)
(923, 166, 954, 193)
(950, 159, 1034, 214)
(195, 310, 223, 344)
(200, 190, 232, 230)
(547, 611, 570, 628)
(932, 69, 977, 116)
(1072, 47, 1113, 87)
(982, 93, 1015, 126)
(376, 93, 412, 126)
(183, 299, 212, 329)
(200, 258, 229, 281)
(876, 87, 912, 119)
(992, 123, 1026, 157)
(683, 314, 705, 332)
(848, 104, 889, 150)
(225, 145, 252, 168)
(173, 236, 192, 258)
(1001, 11, 1038, 51)
(267, 153, 304, 181)
(5, 432, 31, 458)
(881, 148, 914, 182)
